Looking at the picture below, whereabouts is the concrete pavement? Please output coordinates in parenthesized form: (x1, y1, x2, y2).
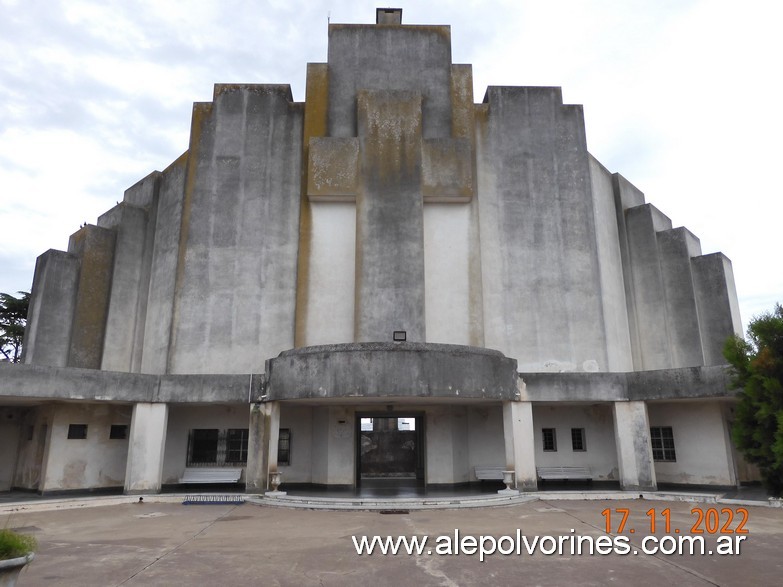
(3, 495, 783, 586)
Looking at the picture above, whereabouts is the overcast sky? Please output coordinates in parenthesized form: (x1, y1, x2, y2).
(1, 0, 780, 333)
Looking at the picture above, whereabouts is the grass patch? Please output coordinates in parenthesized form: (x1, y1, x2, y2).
(0, 529, 37, 560)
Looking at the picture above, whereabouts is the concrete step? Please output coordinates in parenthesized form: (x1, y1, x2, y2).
(247, 492, 538, 511)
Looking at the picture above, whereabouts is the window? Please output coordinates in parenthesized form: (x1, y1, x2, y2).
(187, 428, 249, 466)
(650, 426, 676, 462)
(226, 428, 249, 463)
(571, 428, 586, 451)
(278, 428, 291, 466)
(109, 424, 128, 440)
(67, 424, 87, 439)
(189, 429, 219, 464)
(542, 428, 557, 451)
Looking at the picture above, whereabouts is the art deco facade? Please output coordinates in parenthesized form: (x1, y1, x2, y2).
(0, 9, 752, 495)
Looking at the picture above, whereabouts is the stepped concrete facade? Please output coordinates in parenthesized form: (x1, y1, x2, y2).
(0, 9, 754, 495)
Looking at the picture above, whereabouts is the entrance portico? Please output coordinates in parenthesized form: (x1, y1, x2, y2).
(246, 342, 525, 493)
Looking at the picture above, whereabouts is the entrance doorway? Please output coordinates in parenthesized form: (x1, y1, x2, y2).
(355, 413, 425, 490)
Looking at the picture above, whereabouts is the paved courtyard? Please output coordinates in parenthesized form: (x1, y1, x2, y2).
(4, 497, 782, 586)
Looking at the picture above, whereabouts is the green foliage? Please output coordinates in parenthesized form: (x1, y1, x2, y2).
(724, 303, 783, 496)
(0, 291, 30, 363)
(0, 528, 37, 560)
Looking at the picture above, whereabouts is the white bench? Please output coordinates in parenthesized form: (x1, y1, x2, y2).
(179, 467, 243, 484)
(537, 466, 592, 482)
(474, 466, 505, 481)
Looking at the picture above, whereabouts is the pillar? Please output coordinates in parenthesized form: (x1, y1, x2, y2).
(124, 402, 168, 494)
(502, 401, 537, 490)
(612, 401, 656, 491)
(246, 401, 280, 493)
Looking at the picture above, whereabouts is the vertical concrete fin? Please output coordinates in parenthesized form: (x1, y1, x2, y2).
(624, 204, 672, 370)
(611, 173, 646, 370)
(98, 203, 152, 372)
(140, 153, 188, 374)
(477, 86, 607, 371)
(22, 250, 80, 366)
(167, 102, 213, 374)
(692, 253, 743, 365)
(355, 90, 426, 342)
(66, 225, 117, 369)
(657, 227, 705, 367)
(169, 87, 303, 374)
(295, 63, 329, 347)
(589, 157, 633, 371)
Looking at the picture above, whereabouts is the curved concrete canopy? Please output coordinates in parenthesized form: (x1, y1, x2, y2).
(265, 342, 519, 401)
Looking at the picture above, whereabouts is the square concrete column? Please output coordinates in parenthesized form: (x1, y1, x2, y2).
(246, 401, 280, 493)
(124, 403, 168, 494)
(613, 401, 657, 491)
(502, 401, 537, 490)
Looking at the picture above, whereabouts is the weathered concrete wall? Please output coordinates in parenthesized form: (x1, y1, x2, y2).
(327, 24, 453, 140)
(648, 401, 734, 486)
(520, 366, 732, 403)
(1, 361, 732, 405)
(40, 403, 131, 492)
(267, 343, 518, 401)
(66, 225, 117, 369)
(22, 250, 80, 367)
(169, 85, 303, 374)
(355, 90, 426, 342)
(0, 363, 259, 404)
(161, 404, 249, 484)
(477, 87, 608, 372)
(532, 404, 618, 480)
(0, 407, 22, 491)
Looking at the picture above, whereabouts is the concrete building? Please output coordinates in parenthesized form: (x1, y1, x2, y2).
(0, 9, 754, 496)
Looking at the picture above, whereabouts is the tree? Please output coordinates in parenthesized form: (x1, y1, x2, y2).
(0, 291, 30, 363)
(724, 303, 783, 496)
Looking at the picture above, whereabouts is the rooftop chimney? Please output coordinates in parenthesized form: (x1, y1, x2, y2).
(376, 8, 402, 25)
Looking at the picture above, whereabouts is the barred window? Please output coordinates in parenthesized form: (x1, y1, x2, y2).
(571, 428, 586, 451)
(650, 426, 676, 462)
(226, 429, 249, 464)
(542, 428, 557, 452)
(278, 428, 291, 466)
(189, 429, 220, 464)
